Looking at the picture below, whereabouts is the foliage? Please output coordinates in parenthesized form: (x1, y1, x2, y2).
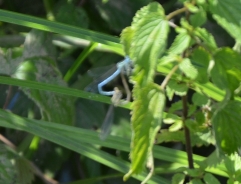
(0, 0, 241, 183)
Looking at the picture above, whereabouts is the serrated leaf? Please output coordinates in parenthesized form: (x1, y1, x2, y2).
(55, 2, 88, 28)
(0, 145, 17, 184)
(169, 120, 183, 132)
(190, 8, 207, 27)
(14, 57, 75, 125)
(190, 47, 211, 83)
(172, 173, 185, 184)
(124, 83, 165, 180)
(23, 29, 57, 59)
(179, 58, 198, 80)
(203, 173, 220, 184)
(211, 48, 241, 92)
(212, 100, 241, 154)
(197, 150, 223, 170)
(192, 92, 209, 106)
(167, 79, 188, 96)
(129, 2, 169, 85)
(120, 26, 134, 56)
(184, 2, 199, 13)
(224, 153, 241, 176)
(158, 54, 179, 66)
(167, 32, 191, 55)
(208, 0, 241, 44)
(15, 157, 34, 184)
(12, 30, 75, 125)
(156, 130, 185, 144)
(194, 27, 217, 50)
(189, 178, 204, 184)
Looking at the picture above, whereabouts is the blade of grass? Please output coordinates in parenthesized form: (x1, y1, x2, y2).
(0, 109, 170, 184)
(0, 109, 228, 178)
(0, 9, 123, 53)
(64, 42, 98, 82)
(0, 76, 131, 109)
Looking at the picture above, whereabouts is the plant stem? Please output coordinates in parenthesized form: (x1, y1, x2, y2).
(182, 95, 194, 169)
(166, 7, 187, 20)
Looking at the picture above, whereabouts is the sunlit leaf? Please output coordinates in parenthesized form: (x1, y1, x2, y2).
(208, 0, 241, 44)
(124, 83, 165, 180)
(172, 173, 185, 184)
(129, 2, 169, 85)
(194, 27, 217, 51)
(179, 58, 198, 80)
(167, 31, 191, 55)
(203, 173, 221, 184)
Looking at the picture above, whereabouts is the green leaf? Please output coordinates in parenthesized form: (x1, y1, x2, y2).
(129, 2, 169, 85)
(14, 30, 75, 125)
(192, 92, 209, 106)
(179, 58, 198, 80)
(224, 153, 241, 180)
(23, 29, 57, 58)
(54, 2, 89, 28)
(211, 48, 241, 92)
(194, 27, 217, 50)
(212, 100, 241, 154)
(172, 173, 185, 184)
(124, 83, 165, 180)
(169, 120, 183, 132)
(208, 0, 241, 44)
(190, 47, 211, 83)
(15, 157, 34, 184)
(166, 79, 188, 96)
(0, 145, 16, 184)
(190, 8, 207, 27)
(189, 178, 204, 184)
(120, 26, 134, 56)
(167, 31, 191, 55)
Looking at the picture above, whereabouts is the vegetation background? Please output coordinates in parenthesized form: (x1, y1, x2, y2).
(0, 0, 240, 184)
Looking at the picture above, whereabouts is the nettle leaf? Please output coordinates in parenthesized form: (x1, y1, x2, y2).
(172, 173, 185, 184)
(13, 30, 75, 125)
(15, 157, 34, 184)
(129, 2, 169, 85)
(23, 29, 57, 59)
(124, 83, 165, 180)
(167, 31, 191, 55)
(123, 2, 169, 181)
(212, 100, 241, 154)
(190, 47, 211, 83)
(208, 0, 241, 44)
(179, 58, 198, 80)
(120, 26, 134, 55)
(166, 79, 188, 97)
(190, 7, 207, 27)
(0, 49, 22, 76)
(192, 92, 209, 106)
(14, 57, 75, 125)
(203, 173, 221, 184)
(211, 48, 241, 92)
(224, 153, 241, 181)
(0, 145, 17, 184)
(194, 27, 217, 50)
